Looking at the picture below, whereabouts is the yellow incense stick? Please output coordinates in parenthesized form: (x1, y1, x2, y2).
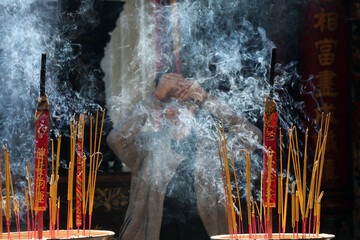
(316, 191, 324, 235)
(260, 170, 263, 223)
(93, 110, 99, 169)
(89, 110, 100, 218)
(217, 141, 232, 234)
(93, 110, 106, 190)
(255, 201, 262, 223)
(295, 190, 299, 223)
(314, 113, 325, 216)
(5, 148, 10, 221)
(305, 160, 319, 218)
(316, 114, 330, 203)
(279, 128, 283, 216)
(282, 129, 293, 231)
(303, 128, 308, 207)
(85, 114, 93, 214)
(54, 132, 61, 226)
(242, 149, 252, 228)
(251, 197, 255, 217)
(266, 149, 273, 221)
(26, 157, 34, 221)
(291, 128, 305, 217)
(55, 131, 61, 178)
(291, 183, 295, 229)
(9, 164, 16, 217)
(216, 121, 235, 234)
(231, 145, 242, 221)
(278, 175, 282, 215)
(89, 111, 106, 225)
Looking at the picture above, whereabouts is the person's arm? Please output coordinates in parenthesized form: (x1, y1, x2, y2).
(107, 73, 188, 171)
(107, 94, 164, 171)
(203, 95, 262, 151)
(175, 78, 261, 150)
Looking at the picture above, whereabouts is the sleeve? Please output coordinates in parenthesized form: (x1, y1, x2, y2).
(202, 94, 262, 151)
(106, 94, 164, 172)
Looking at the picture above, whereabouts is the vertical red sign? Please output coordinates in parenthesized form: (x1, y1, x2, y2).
(263, 99, 277, 207)
(34, 110, 49, 211)
(301, 0, 348, 188)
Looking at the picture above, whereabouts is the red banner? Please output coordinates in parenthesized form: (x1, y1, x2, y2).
(76, 138, 83, 226)
(34, 110, 49, 212)
(301, 0, 348, 188)
(263, 100, 277, 207)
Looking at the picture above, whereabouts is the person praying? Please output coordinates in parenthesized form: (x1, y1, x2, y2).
(107, 72, 262, 240)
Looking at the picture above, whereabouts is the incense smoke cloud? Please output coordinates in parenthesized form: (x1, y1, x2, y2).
(0, 0, 105, 226)
(105, 0, 322, 211)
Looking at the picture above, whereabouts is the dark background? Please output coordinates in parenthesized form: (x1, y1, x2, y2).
(39, 0, 357, 239)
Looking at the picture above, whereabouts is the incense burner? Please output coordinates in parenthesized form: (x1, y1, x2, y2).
(211, 233, 335, 240)
(2, 230, 115, 240)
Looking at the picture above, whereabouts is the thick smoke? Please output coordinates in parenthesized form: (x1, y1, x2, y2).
(0, 0, 106, 227)
(106, 0, 321, 213)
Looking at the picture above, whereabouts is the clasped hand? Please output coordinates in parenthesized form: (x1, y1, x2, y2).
(154, 73, 207, 103)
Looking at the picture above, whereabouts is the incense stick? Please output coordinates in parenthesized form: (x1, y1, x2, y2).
(230, 145, 243, 224)
(216, 141, 232, 235)
(89, 110, 105, 236)
(85, 113, 93, 228)
(260, 170, 263, 224)
(277, 175, 282, 235)
(303, 128, 308, 208)
(282, 129, 293, 232)
(279, 128, 283, 228)
(241, 149, 252, 236)
(24, 186, 30, 239)
(291, 183, 295, 236)
(296, 190, 299, 237)
(216, 121, 235, 235)
(316, 191, 324, 236)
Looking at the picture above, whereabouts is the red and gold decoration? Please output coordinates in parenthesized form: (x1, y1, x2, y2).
(301, 0, 349, 190)
(33, 53, 49, 239)
(0, 55, 112, 239)
(214, 113, 333, 239)
(263, 48, 277, 238)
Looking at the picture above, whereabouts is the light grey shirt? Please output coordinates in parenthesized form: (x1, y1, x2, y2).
(107, 94, 262, 240)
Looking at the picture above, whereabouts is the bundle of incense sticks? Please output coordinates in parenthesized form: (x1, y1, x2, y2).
(26, 157, 34, 238)
(88, 109, 106, 236)
(66, 109, 105, 237)
(49, 133, 62, 238)
(216, 120, 237, 236)
(216, 113, 331, 239)
(0, 111, 105, 240)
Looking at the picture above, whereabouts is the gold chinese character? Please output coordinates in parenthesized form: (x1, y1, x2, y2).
(315, 38, 337, 66)
(266, 128, 276, 141)
(315, 70, 338, 97)
(314, 8, 338, 32)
